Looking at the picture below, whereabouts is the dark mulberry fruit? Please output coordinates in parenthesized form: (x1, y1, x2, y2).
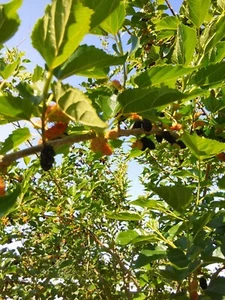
(142, 119, 152, 132)
(162, 131, 177, 144)
(176, 140, 186, 149)
(40, 144, 55, 171)
(132, 120, 143, 129)
(156, 134, 163, 143)
(199, 277, 207, 290)
(140, 137, 155, 150)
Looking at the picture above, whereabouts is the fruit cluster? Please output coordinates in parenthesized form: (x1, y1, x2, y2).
(40, 144, 55, 171)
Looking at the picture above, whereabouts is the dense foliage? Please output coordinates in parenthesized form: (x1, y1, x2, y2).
(0, 0, 225, 299)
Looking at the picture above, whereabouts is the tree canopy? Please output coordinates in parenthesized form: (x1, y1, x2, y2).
(0, 0, 225, 299)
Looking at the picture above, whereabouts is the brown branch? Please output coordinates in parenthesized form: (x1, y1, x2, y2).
(0, 127, 166, 168)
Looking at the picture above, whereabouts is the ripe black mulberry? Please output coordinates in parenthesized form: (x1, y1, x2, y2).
(40, 144, 55, 171)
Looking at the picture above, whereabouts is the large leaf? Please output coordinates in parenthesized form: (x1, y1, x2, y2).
(174, 23, 197, 66)
(187, 0, 211, 28)
(55, 45, 127, 79)
(0, 0, 22, 44)
(0, 94, 34, 123)
(54, 82, 107, 129)
(151, 186, 193, 214)
(0, 185, 21, 217)
(134, 65, 196, 88)
(31, 0, 93, 69)
(0, 128, 31, 155)
(191, 61, 225, 88)
(83, 0, 120, 31)
(167, 248, 189, 268)
(117, 87, 186, 117)
(181, 133, 225, 160)
(100, 2, 126, 34)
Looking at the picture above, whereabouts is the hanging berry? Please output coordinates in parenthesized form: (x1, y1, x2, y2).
(40, 144, 55, 171)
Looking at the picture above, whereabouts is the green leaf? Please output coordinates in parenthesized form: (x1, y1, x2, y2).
(218, 176, 225, 190)
(115, 230, 139, 245)
(191, 61, 225, 88)
(181, 133, 225, 160)
(130, 198, 165, 210)
(203, 14, 225, 56)
(31, 0, 93, 69)
(118, 87, 186, 117)
(54, 82, 107, 129)
(218, 0, 225, 10)
(55, 44, 127, 79)
(154, 16, 179, 31)
(0, 0, 22, 44)
(167, 248, 189, 268)
(151, 186, 193, 214)
(100, 2, 126, 34)
(0, 58, 20, 80)
(134, 65, 196, 88)
(174, 23, 197, 65)
(0, 128, 31, 154)
(0, 185, 21, 217)
(106, 211, 141, 221)
(0, 94, 34, 123)
(206, 277, 225, 299)
(129, 35, 139, 54)
(83, 0, 120, 31)
(187, 0, 211, 28)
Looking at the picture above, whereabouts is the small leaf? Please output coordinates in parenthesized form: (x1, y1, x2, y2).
(83, 0, 120, 30)
(129, 35, 140, 54)
(100, 2, 126, 34)
(0, 185, 21, 217)
(0, 94, 34, 123)
(115, 230, 139, 245)
(0, 0, 22, 44)
(55, 45, 127, 79)
(174, 23, 197, 65)
(187, 0, 211, 28)
(181, 133, 225, 160)
(0, 58, 20, 80)
(54, 82, 107, 129)
(0, 128, 31, 154)
(118, 87, 186, 117)
(218, 176, 225, 190)
(134, 65, 196, 88)
(31, 0, 93, 69)
(154, 16, 179, 31)
(106, 211, 141, 221)
(167, 248, 189, 268)
(151, 186, 193, 214)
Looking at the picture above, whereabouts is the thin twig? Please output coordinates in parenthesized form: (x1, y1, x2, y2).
(165, 0, 176, 16)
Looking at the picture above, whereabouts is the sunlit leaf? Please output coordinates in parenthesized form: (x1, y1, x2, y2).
(187, 0, 211, 28)
(134, 65, 196, 88)
(100, 2, 126, 34)
(0, 58, 20, 80)
(174, 23, 197, 65)
(181, 133, 225, 160)
(0, 185, 21, 217)
(54, 82, 107, 129)
(83, 0, 120, 30)
(0, 128, 31, 155)
(106, 211, 142, 221)
(55, 45, 127, 79)
(0, 94, 34, 123)
(31, 0, 93, 69)
(115, 230, 139, 245)
(0, 0, 22, 44)
(118, 87, 186, 117)
(151, 186, 193, 214)
(154, 16, 179, 31)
